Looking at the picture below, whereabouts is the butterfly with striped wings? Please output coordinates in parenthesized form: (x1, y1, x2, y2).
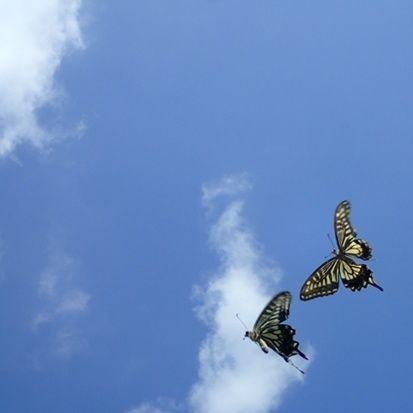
(245, 291, 307, 372)
(300, 200, 383, 301)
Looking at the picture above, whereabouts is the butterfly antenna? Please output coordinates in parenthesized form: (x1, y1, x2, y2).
(327, 233, 335, 248)
(325, 233, 336, 258)
(288, 359, 305, 375)
(236, 313, 248, 330)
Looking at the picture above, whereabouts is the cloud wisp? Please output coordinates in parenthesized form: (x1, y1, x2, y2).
(125, 403, 172, 413)
(201, 173, 251, 211)
(0, 0, 84, 157)
(129, 174, 307, 413)
(33, 248, 90, 358)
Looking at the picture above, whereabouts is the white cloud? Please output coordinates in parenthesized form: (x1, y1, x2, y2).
(129, 174, 308, 413)
(0, 0, 84, 157)
(57, 288, 90, 313)
(124, 399, 179, 413)
(202, 173, 251, 210)
(33, 248, 90, 357)
(54, 326, 85, 358)
(125, 405, 168, 413)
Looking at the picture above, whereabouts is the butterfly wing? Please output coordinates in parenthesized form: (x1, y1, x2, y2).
(335, 200, 372, 260)
(261, 324, 308, 361)
(300, 257, 341, 301)
(253, 291, 291, 331)
(339, 257, 384, 292)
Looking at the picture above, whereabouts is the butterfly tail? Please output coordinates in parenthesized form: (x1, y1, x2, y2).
(370, 279, 384, 292)
(295, 347, 308, 360)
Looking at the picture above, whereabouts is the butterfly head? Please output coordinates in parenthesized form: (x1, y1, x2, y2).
(323, 249, 337, 260)
(245, 331, 258, 342)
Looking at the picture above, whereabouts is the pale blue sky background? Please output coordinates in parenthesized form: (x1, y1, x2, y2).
(1, 1, 412, 412)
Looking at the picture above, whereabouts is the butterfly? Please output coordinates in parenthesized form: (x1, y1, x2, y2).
(245, 291, 307, 373)
(300, 200, 383, 301)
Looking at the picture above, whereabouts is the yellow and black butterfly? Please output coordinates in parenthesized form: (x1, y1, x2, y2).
(300, 200, 383, 301)
(245, 291, 307, 372)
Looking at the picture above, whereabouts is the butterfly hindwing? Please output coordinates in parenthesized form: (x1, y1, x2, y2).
(262, 324, 308, 361)
(340, 259, 384, 292)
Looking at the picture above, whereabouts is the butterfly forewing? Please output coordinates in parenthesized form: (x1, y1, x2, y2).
(253, 291, 291, 331)
(335, 200, 372, 260)
(334, 200, 353, 250)
(300, 258, 340, 300)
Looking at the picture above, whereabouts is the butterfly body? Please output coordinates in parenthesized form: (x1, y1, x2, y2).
(300, 200, 383, 301)
(245, 332, 270, 353)
(245, 291, 307, 363)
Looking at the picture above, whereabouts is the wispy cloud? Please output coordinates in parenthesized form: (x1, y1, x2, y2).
(129, 174, 307, 413)
(201, 173, 251, 211)
(125, 407, 164, 413)
(124, 399, 180, 413)
(0, 0, 84, 157)
(125, 404, 171, 413)
(33, 247, 90, 358)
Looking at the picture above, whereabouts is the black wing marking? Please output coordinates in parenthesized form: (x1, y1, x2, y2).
(335, 200, 372, 260)
(253, 291, 291, 331)
(300, 258, 340, 301)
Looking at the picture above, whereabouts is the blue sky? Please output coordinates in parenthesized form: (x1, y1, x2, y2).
(1, 1, 412, 412)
